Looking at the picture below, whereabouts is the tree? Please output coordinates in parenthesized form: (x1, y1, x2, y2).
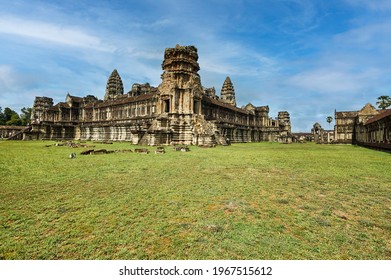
(0, 107, 5, 125)
(0, 107, 31, 126)
(20, 107, 32, 125)
(326, 116, 333, 128)
(376, 95, 391, 110)
(6, 114, 22, 126)
(3, 108, 17, 122)
(3, 107, 21, 126)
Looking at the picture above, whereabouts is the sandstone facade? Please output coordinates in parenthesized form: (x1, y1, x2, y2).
(28, 45, 292, 145)
(334, 103, 391, 149)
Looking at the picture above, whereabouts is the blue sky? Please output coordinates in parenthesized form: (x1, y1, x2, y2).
(1, 0, 391, 132)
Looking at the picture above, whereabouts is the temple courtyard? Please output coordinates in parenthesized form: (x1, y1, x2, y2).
(0, 141, 390, 259)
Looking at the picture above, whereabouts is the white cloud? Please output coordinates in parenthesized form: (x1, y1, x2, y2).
(0, 15, 114, 52)
(287, 68, 380, 93)
(0, 65, 17, 91)
(0, 65, 40, 110)
(333, 21, 391, 51)
(345, 0, 391, 11)
(277, 0, 322, 34)
(198, 41, 280, 80)
(0, 64, 40, 92)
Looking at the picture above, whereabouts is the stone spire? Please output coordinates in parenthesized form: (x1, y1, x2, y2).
(104, 69, 124, 100)
(220, 76, 236, 107)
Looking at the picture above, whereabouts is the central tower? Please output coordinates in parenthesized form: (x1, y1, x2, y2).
(158, 45, 203, 114)
(156, 45, 205, 144)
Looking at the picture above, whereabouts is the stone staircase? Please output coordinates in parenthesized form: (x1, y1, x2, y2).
(192, 115, 227, 145)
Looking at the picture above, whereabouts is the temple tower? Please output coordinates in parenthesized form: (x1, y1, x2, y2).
(278, 111, 292, 143)
(104, 69, 124, 100)
(158, 45, 203, 114)
(220, 76, 236, 107)
(156, 45, 205, 144)
(31, 97, 54, 124)
(278, 111, 291, 132)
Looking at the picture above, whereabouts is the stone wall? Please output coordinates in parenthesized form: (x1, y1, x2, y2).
(335, 104, 391, 150)
(0, 126, 29, 140)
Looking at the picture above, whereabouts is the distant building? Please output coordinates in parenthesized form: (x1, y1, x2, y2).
(27, 45, 292, 145)
(334, 103, 391, 150)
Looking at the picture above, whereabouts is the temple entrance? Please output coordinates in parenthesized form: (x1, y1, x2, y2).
(193, 99, 201, 114)
(163, 99, 170, 113)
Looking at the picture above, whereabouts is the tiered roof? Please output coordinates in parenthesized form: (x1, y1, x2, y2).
(220, 76, 236, 106)
(104, 69, 124, 100)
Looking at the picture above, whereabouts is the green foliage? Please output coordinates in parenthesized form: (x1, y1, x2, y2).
(326, 116, 333, 128)
(1, 107, 20, 126)
(0, 107, 4, 125)
(3, 107, 17, 120)
(376, 95, 391, 110)
(0, 106, 31, 126)
(0, 142, 390, 259)
(6, 114, 22, 126)
(20, 107, 32, 126)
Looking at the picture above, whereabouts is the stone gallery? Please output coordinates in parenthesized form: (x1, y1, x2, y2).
(28, 45, 292, 145)
(334, 103, 391, 149)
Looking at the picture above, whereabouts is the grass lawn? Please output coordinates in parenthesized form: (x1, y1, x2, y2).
(0, 140, 390, 259)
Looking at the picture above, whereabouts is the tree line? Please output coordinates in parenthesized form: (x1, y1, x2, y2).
(0, 107, 32, 126)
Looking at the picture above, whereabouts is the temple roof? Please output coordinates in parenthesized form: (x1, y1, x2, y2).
(220, 76, 236, 107)
(104, 69, 124, 100)
(335, 111, 358, 118)
(66, 93, 83, 103)
(221, 76, 235, 95)
(358, 103, 378, 116)
(48, 102, 70, 111)
(365, 109, 391, 124)
(86, 92, 155, 108)
(202, 95, 248, 114)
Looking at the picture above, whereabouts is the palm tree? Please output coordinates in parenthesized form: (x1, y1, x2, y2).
(326, 116, 333, 128)
(376, 95, 391, 110)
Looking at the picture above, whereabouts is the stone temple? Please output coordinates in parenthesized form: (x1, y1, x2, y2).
(29, 45, 292, 145)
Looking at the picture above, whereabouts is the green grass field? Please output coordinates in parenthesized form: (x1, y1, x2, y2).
(0, 141, 390, 259)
